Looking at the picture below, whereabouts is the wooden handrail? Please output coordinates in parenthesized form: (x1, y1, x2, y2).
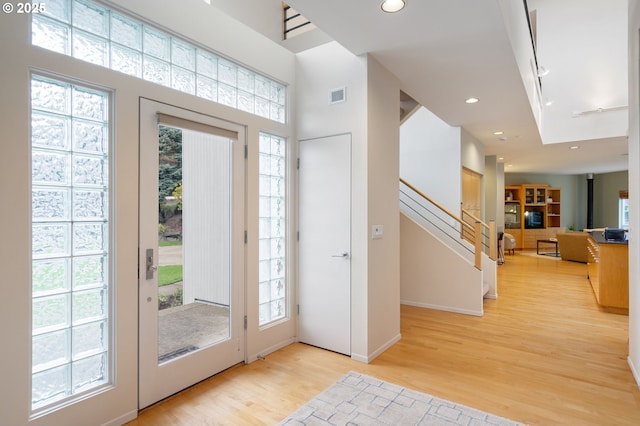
(400, 178, 474, 232)
(474, 221, 483, 269)
(488, 221, 496, 261)
(461, 208, 489, 230)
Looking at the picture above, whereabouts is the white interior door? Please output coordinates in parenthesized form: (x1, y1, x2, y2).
(138, 100, 245, 408)
(298, 134, 351, 355)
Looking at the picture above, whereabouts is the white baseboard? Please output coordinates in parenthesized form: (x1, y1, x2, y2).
(102, 409, 137, 426)
(248, 337, 296, 363)
(628, 356, 640, 388)
(401, 300, 483, 317)
(484, 293, 497, 300)
(351, 333, 402, 364)
(350, 352, 368, 363)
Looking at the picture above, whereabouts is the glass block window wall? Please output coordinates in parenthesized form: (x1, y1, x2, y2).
(31, 74, 111, 411)
(31, 0, 286, 123)
(258, 133, 286, 326)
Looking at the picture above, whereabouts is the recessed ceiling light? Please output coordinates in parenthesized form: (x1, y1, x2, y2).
(498, 157, 505, 161)
(465, 97, 479, 104)
(569, 146, 580, 150)
(381, 0, 406, 13)
(507, 164, 513, 168)
(493, 131, 503, 135)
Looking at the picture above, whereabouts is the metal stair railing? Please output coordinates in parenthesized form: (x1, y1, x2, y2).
(400, 178, 496, 270)
(283, 3, 313, 40)
(461, 209, 497, 261)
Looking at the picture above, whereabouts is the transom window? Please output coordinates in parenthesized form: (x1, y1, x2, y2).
(31, 0, 286, 123)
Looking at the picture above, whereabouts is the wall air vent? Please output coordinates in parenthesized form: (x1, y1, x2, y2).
(329, 87, 346, 104)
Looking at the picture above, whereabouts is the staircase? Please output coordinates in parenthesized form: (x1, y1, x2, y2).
(399, 179, 497, 316)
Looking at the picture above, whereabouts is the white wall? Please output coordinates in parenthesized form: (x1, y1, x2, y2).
(296, 41, 368, 359)
(365, 55, 401, 360)
(296, 42, 367, 139)
(485, 156, 504, 232)
(498, 0, 543, 133)
(461, 129, 485, 174)
(295, 42, 401, 362)
(400, 107, 462, 214)
(530, 0, 628, 145)
(400, 214, 483, 316)
(498, 0, 626, 147)
(627, 0, 640, 388)
(0, 1, 295, 423)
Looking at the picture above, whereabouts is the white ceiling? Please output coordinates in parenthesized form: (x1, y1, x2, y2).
(207, 0, 629, 175)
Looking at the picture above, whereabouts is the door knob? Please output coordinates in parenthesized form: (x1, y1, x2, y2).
(332, 252, 349, 259)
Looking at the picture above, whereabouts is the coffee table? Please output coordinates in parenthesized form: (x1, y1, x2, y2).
(537, 239, 559, 257)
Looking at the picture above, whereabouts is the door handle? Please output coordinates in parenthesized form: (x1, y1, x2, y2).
(332, 252, 349, 259)
(145, 248, 157, 279)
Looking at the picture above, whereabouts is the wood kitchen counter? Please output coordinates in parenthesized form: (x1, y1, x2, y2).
(587, 233, 629, 314)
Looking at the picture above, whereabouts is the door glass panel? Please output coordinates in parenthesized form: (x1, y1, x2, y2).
(157, 125, 232, 364)
(30, 75, 110, 411)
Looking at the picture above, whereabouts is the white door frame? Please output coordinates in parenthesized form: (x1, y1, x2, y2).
(16, 73, 139, 426)
(138, 99, 246, 408)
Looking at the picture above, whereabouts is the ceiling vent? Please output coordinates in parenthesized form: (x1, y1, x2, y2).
(329, 87, 346, 104)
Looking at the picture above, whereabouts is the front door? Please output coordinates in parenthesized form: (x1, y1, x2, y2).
(298, 134, 351, 355)
(138, 99, 245, 408)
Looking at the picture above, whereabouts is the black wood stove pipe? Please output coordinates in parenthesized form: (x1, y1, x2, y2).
(587, 173, 594, 229)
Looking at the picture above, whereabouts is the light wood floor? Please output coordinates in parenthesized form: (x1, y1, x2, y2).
(128, 252, 640, 425)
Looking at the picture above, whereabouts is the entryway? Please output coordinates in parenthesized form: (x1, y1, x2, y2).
(138, 99, 246, 408)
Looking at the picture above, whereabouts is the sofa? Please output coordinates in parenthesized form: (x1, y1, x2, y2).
(555, 232, 590, 263)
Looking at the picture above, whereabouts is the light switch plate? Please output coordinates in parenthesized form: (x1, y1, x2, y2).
(372, 225, 383, 239)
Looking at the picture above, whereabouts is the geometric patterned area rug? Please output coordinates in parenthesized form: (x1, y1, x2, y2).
(279, 371, 527, 425)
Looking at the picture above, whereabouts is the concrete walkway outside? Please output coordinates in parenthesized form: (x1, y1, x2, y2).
(155, 243, 231, 363)
(159, 245, 183, 265)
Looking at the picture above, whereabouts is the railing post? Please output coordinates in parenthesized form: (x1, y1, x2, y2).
(489, 220, 496, 261)
(474, 221, 482, 270)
